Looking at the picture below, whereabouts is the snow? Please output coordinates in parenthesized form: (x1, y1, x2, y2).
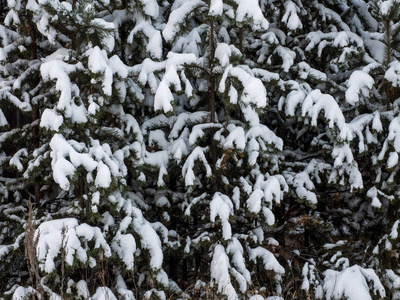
(274, 46, 296, 72)
(209, 0, 223, 16)
(95, 161, 112, 188)
(346, 71, 374, 105)
(12, 286, 35, 300)
(144, 150, 169, 187)
(154, 52, 197, 113)
(36, 13, 57, 44)
(253, 68, 280, 82)
(246, 124, 283, 151)
(323, 240, 347, 250)
(226, 67, 268, 108)
(90, 19, 115, 52)
(67, 280, 90, 299)
(247, 188, 264, 214)
(224, 125, 246, 150)
(92, 287, 118, 300)
(143, 289, 166, 300)
(211, 245, 238, 300)
(40, 108, 64, 132)
(169, 129, 189, 163)
(4, 0, 400, 298)
(385, 269, 400, 292)
(364, 39, 385, 63)
(379, 117, 400, 160)
(130, 206, 164, 272)
(301, 89, 352, 141)
(234, 0, 269, 31)
(387, 151, 399, 168)
(169, 111, 208, 139)
(282, 1, 302, 30)
(210, 192, 234, 240)
(0, 88, 32, 112)
(301, 262, 310, 291)
(49, 134, 97, 190)
(9, 148, 27, 172)
(215, 43, 241, 68)
(138, 0, 159, 19)
(112, 231, 136, 270)
(372, 113, 383, 132)
(128, 18, 162, 59)
(116, 275, 136, 300)
(385, 61, 400, 87)
(184, 193, 207, 216)
(292, 171, 317, 205)
(182, 146, 212, 186)
(249, 247, 285, 275)
(263, 207, 275, 226)
(189, 123, 222, 145)
(306, 31, 363, 53)
(323, 266, 385, 300)
(379, 0, 398, 15)
(226, 238, 251, 285)
(87, 46, 113, 96)
(36, 218, 111, 273)
(163, 0, 205, 43)
(390, 220, 399, 239)
(40, 58, 87, 123)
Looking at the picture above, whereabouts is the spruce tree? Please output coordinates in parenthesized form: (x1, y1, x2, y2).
(3, 0, 400, 299)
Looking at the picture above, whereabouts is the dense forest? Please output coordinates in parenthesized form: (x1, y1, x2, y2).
(1, 0, 400, 299)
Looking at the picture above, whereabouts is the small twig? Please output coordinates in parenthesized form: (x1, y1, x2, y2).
(60, 224, 69, 298)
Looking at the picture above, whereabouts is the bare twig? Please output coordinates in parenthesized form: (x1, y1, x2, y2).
(25, 197, 45, 299)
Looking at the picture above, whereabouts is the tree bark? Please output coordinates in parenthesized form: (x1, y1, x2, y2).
(386, 20, 392, 111)
(209, 19, 215, 123)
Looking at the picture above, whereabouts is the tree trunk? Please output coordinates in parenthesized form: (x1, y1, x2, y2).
(209, 19, 215, 123)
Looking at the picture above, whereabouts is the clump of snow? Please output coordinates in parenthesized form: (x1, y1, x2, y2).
(154, 52, 197, 113)
(215, 43, 241, 67)
(9, 148, 27, 172)
(385, 61, 400, 88)
(95, 161, 112, 188)
(249, 247, 285, 276)
(0, 88, 32, 112)
(90, 18, 115, 52)
(129, 206, 165, 274)
(36, 218, 111, 273)
(137, 0, 159, 19)
(92, 287, 118, 300)
(87, 46, 113, 96)
(210, 192, 234, 240)
(346, 70, 374, 105)
(323, 265, 385, 300)
(40, 57, 87, 124)
(211, 244, 238, 300)
(49, 134, 97, 190)
(163, 0, 205, 42)
(128, 17, 162, 59)
(226, 238, 251, 290)
(40, 108, 64, 131)
(209, 0, 223, 16)
(182, 146, 212, 186)
(302, 90, 352, 141)
(234, 0, 269, 31)
(379, 0, 399, 16)
(282, 1, 302, 30)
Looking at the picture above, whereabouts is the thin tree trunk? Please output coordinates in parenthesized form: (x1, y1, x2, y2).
(209, 19, 215, 123)
(386, 20, 392, 111)
(30, 20, 41, 203)
(208, 19, 218, 192)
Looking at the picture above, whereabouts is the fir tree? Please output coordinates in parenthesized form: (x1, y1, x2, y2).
(3, 0, 400, 299)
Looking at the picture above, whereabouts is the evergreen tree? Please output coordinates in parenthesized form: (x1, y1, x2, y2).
(3, 0, 400, 299)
